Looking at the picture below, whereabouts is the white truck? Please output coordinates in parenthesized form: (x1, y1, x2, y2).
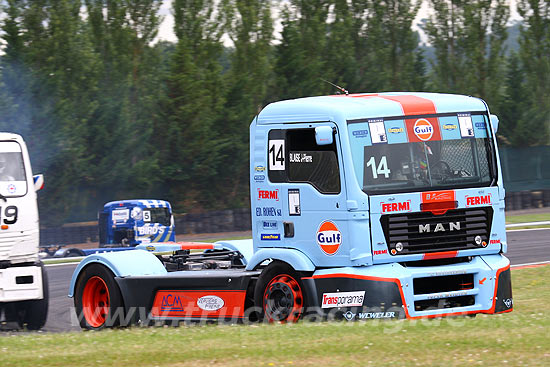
(0, 133, 47, 330)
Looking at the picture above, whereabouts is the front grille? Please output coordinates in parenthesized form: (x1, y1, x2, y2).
(413, 274, 474, 295)
(381, 207, 493, 255)
(415, 295, 475, 311)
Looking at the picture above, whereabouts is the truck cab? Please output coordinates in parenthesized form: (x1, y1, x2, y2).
(0, 133, 48, 329)
(250, 92, 511, 318)
(98, 200, 175, 247)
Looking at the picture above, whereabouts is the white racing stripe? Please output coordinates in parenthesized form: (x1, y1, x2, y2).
(506, 227, 550, 232)
(511, 260, 550, 268)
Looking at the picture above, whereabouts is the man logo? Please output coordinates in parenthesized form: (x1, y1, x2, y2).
(317, 220, 342, 255)
(413, 119, 434, 141)
(418, 222, 461, 233)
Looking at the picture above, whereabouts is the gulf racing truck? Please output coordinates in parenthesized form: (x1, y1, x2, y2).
(68, 92, 512, 329)
(0, 133, 47, 329)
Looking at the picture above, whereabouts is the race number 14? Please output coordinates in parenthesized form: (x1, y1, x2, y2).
(366, 156, 391, 179)
(268, 140, 285, 171)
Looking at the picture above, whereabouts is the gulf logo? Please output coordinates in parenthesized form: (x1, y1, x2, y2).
(413, 119, 434, 141)
(317, 221, 342, 256)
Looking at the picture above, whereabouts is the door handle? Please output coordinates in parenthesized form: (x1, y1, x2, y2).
(283, 222, 294, 238)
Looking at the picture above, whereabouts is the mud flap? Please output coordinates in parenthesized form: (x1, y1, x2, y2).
(305, 275, 406, 321)
(494, 267, 513, 313)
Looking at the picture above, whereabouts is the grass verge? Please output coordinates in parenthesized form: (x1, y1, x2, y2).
(506, 212, 550, 224)
(2, 265, 549, 367)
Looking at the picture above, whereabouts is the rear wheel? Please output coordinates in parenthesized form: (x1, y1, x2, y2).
(74, 264, 125, 330)
(254, 261, 307, 322)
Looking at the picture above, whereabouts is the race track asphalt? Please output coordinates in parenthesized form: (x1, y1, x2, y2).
(4, 228, 550, 333)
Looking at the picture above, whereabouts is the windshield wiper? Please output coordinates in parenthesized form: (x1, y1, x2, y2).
(0, 193, 6, 202)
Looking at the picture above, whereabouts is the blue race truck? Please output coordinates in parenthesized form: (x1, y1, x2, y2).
(98, 199, 175, 247)
(69, 92, 512, 329)
(50, 199, 175, 257)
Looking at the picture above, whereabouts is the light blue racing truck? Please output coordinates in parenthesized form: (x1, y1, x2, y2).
(69, 92, 512, 329)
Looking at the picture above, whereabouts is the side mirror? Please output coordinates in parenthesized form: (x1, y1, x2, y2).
(490, 114, 499, 133)
(33, 174, 44, 191)
(315, 126, 333, 145)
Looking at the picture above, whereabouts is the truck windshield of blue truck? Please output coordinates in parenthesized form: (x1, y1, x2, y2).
(347, 112, 497, 195)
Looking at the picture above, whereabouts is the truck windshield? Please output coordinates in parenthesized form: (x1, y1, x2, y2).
(0, 141, 27, 196)
(347, 113, 496, 195)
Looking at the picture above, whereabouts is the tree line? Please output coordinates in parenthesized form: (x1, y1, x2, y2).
(0, 0, 548, 225)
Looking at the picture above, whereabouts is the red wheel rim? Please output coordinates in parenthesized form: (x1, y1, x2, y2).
(263, 274, 303, 322)
(82, 276, 110, 328)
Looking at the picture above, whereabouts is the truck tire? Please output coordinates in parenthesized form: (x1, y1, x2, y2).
(74, 264, 125, 330)
(254, 261, 307, 323)
(20, 264, 49, 330)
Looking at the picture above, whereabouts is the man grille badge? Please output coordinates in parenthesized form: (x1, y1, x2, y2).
(503, 298, 513, 308)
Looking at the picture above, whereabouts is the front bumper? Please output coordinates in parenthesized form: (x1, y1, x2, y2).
(0, 264, 44, 302)
(304, 254, 512, 320)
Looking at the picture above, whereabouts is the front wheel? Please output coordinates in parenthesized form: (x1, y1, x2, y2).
(14, 263, 49, 330)
(254, 261, 307, 322)
(74, 264, 125, 330)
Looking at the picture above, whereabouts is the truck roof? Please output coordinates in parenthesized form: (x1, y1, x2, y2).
(0, 132, 23, 141)
(103, 199, 171, 209)
(257, 92, 488, 125)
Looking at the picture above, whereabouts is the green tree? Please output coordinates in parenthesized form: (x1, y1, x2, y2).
(425, 0, 509, 108)
(274, 1, 332, 99)
(155, 0, 227, 210)
(498, 52, 527, 145)
(83, 0, 163, 211)
(362, 0, 423, 91)
(219, 0, 274, 206)
(515, 0, 550, 145)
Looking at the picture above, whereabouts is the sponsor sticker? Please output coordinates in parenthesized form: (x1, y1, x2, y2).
(197, 295, 225, 311)
(373, 249, 388, 255)
(262, 220, 278, 230)
(317, 221, 342, 255)
(255, 207, 282, 217)
(352, 129, 369, 138)
(254, 175, 265, 182)
(138, 226, 165, 235)
(422, 190, 455, 203)
(146, 245, 156, 252)
(503, 298, 513, 308)
(490, 239, 500, 244)
(413, 119, 434, 141)
(466, 194, 492, 206)
(381, 200, 411, 213)
(288, 189, 301, 216)
(387, 127, 404, 134)
(458, 113, 475, 138)
(443, 124, 457, 130)
(161, 294, 184, 312)
(7, 184, 16, 194)
(369, 119, 387, 144)
(322, 291, 365, 308)
(255, 165, 266, 172)
(261, 233, 281, 241)
(475, 122, 485, 129)
(112, 209, 129, 222)
(357, 311, 396, 320)
(258, 189, 279, 201)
